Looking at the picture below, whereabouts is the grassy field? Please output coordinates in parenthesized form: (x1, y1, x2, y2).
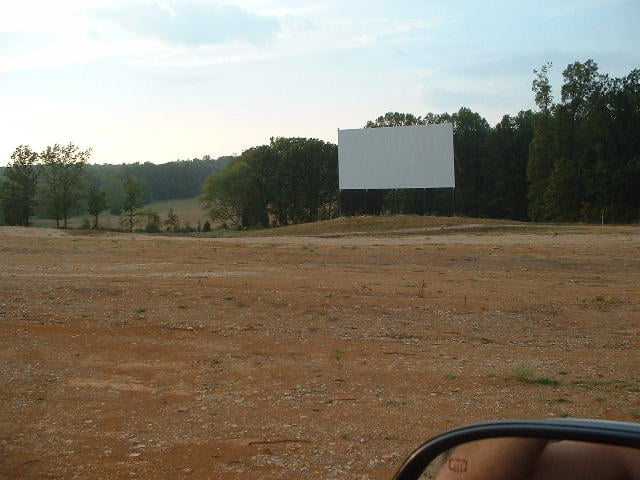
(32, 197, 209, 230)
(243, 214, 524, 236)
(31, 199, 513, 234)
(29, 199, 614, 236)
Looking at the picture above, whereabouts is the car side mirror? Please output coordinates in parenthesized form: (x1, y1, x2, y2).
(393, 419, 640, 480)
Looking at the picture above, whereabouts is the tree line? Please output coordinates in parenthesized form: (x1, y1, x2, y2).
(528, 60, 639, 222)
(199, 137, 338, 228)
(1, 144, 91, 228)
(200, 59, 638, 227)
(88, 156, 232, 211)
(3, 59, 638, 229)
(0, 148, 229, 228)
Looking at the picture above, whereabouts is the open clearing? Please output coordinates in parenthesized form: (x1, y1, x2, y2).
(1, 220, 639, 479)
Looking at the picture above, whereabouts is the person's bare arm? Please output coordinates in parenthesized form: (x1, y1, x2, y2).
(435, 438, 548, 480)
(532, 442, 640, 480)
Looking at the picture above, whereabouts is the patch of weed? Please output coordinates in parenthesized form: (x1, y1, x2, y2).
(511, 361, 561, 386)
(532, 377, 561, 386)
(572, 378, 640, 392)
(582, 295, 622, 308)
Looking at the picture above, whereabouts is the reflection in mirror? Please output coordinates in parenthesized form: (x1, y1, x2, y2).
(418, 450, 449, 479)
(419, 438, 640, 480)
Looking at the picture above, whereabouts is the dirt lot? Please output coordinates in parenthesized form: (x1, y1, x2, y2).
(1, 222, 639, 479)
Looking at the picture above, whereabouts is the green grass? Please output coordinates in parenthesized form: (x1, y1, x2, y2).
(28, 203, 570, 239)
(28, 205, 560, 242)
(242, 214, 522, 237)
(511, 361, 561, 386)
(572, 378, 640, 392)
(582, 295, 622, 307)
(32, 197, 208, 230)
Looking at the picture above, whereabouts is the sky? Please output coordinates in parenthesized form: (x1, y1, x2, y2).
(1, 0, 639, 166)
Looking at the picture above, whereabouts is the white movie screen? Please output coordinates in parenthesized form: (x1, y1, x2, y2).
(338, 123, 455, 190)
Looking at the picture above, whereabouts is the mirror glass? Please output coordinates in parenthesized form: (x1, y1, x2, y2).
(418, 437, 640, 480)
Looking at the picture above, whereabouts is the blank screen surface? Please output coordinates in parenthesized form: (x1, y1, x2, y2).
(338, 123, 454, 189)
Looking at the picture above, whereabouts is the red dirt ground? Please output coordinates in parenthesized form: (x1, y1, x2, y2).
(1, 223, 639, 479)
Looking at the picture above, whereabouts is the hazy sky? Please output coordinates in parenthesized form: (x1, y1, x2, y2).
(1, 0, 638, 166)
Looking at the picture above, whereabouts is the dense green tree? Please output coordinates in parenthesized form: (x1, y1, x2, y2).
(484, 111, 534, 219)
(450, 107, 491, 216)
(269, 137, 338, 224)
(1, 145, 40, 226)
(199, 160, 252, 228)
(532, 62, 554, 114)
(121, 176, 147, 232)
(543, 156, 581, 221)
(528, 62, 556, 221)
(164, 208, 180, 232)
(525, 60, 640, 222)
(200, 138, 337, 228)
(365, 112, 425, 128)
(237, 145, 277, 227)
(141, 208, 161, 233)
(38, 143, 91, 228)
(86, 185, 109, 229)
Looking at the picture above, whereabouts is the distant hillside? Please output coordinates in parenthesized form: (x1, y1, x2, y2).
(87, 156, 232, 204)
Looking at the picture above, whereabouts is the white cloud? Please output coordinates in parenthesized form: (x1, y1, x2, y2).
(1, 0, 438, 73)
(90, 2, 279, 47)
